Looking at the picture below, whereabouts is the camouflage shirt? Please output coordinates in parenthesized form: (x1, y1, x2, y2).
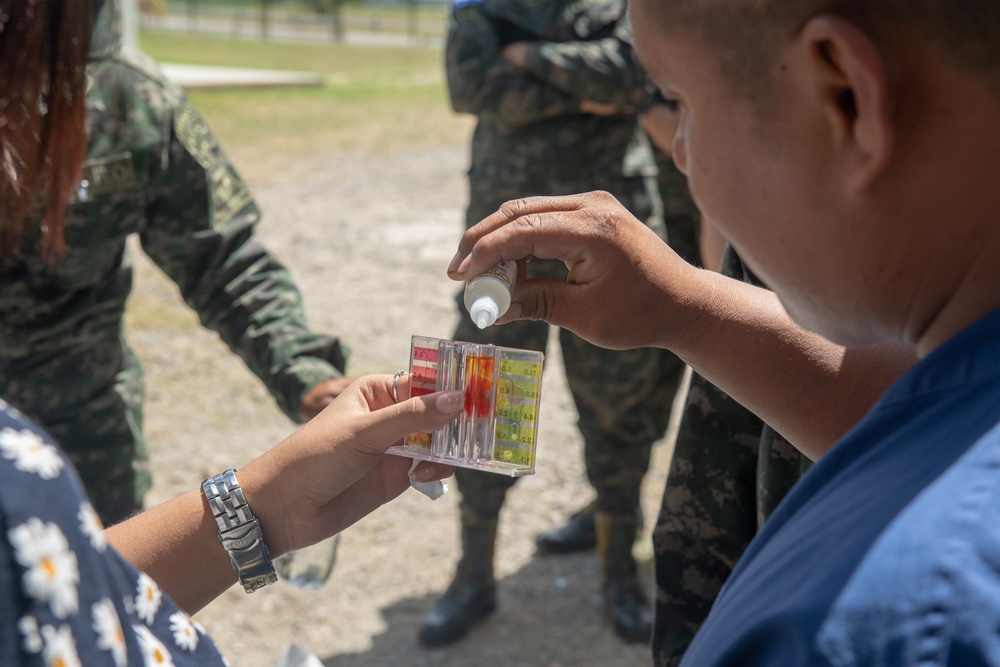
(446, 0, 659, 193)
(0, 11, 347, 425)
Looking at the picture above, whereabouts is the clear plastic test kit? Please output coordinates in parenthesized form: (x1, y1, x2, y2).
(387, 335, 545, 476)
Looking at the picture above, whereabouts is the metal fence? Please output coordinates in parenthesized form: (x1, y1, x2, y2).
(145, 2, 447, 46)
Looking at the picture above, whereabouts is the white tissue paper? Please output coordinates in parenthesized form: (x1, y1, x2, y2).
(273, 644, 323, 667)
(408, 458, 449, 500)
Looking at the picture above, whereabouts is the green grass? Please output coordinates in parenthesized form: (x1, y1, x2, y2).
(138, 30, 472, 182)
(140, 30, 444, 73)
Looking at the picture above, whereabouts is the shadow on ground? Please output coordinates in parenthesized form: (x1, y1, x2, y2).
(321, 550, 654, 667)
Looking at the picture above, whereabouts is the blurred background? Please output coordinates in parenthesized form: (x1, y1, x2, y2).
(124, 4, 680, 665)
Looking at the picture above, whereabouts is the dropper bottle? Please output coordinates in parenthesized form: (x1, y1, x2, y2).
(463, 259, 517, 329)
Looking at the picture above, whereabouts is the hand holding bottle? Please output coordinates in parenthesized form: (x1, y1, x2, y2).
(447, 191, 705, 351)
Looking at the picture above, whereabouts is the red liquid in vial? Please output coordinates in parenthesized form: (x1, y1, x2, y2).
(464, 355, 495, 418)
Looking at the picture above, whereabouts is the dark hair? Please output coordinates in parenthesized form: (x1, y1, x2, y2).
(650, 0, 1000, 106)
(0, 0, 93, 263)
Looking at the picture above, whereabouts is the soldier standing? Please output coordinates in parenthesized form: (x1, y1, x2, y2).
(418, 0, 699, 646)
(0, 0, 350, 526)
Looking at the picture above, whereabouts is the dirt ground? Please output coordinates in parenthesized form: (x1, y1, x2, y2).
(127, 141, 684, 667)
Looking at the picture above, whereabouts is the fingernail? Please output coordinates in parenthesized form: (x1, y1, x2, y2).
(436, 390, 464, 413)
(413, 464, 438, 483)
(506, 301, 522, 320)
(454, 255, 471, 276)
(447, 251, 463, 274)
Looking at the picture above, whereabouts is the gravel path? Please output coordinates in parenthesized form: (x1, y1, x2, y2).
(127, 142, 681, 667)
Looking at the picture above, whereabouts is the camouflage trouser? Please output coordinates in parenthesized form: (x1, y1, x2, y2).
(650, 249, 812, 666)
(0, 337, 150, 526)
(455, 171, 690, 523)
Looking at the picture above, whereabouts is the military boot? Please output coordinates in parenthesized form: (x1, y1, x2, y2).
(418, 516, 498, 647)
(535, 501, 597, 554)
(537, 502, 644, 554)
(596, 511, 653, 644)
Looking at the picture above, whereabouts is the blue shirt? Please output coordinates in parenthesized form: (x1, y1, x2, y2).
(680, 309, 1000, 666)
(0, 400, 228, 666)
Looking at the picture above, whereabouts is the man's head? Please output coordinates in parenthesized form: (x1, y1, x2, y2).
(639, 1, 1000, 107)
(630, 0, 1000, 352)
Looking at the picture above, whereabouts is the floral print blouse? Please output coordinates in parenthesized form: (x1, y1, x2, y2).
(0, 399, 228, 666)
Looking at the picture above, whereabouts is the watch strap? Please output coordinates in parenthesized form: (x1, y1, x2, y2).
(202, 469, 278, 593)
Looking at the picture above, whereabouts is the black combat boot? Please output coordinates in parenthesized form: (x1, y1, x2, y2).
(418, 516, 498, 647)
(535, 501, 597, 554)
(596, 511, 653, 644)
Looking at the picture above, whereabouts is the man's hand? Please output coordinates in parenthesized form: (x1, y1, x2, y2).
(580, 99, 629, 116)
(500, 44, 630, 118)
(447, 191, 701, 351)
(299, 376, 355, 421)
(500, 41, 532, 69)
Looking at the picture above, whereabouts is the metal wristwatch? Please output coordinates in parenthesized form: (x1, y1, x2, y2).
(202, 469, 278, 593)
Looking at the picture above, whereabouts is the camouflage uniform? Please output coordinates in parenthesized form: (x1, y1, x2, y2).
(0, 2, 347, 525)
(650, 248, 811, 666)
(447, 0, 693, 545)
(421, 0, 699, 646)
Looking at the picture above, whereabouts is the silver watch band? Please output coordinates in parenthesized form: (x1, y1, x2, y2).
(202, 469, 278, 593)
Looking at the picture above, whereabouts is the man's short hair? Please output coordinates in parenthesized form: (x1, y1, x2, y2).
(651, 0, 1000, 105)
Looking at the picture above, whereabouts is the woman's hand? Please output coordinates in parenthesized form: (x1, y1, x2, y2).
(447, 191, 702, 351)
(106, 374, 461, 614)
(243, 374, 461, 556)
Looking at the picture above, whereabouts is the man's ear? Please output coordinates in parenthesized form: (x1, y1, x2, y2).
(797, 14, 895, 191)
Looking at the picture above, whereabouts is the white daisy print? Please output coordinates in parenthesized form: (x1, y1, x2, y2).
(0, 427, 63, 479)
(169, 611, 199, 651)
(9, 518, 80, 618)
(93, 598, 127, 667)
(18, 614, 42, 653)
(40, 624, 82, 667)
(135, 623, 176, 667)
(135, 572, 162, 625)
(78, 503, 107, 553)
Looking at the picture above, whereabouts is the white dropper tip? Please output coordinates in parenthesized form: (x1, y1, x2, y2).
(470, 296, 499, 329)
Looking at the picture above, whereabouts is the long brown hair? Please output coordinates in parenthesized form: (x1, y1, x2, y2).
(0, 0, 94, 263)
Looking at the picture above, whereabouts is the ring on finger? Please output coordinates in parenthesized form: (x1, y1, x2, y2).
(392, 370, 409, 403)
